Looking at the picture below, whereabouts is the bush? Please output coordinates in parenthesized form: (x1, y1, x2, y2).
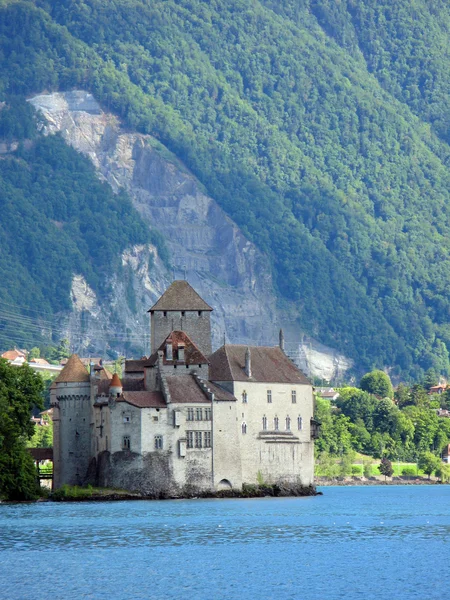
(351, 465, 363, 476)
(401, 466, 417, 477)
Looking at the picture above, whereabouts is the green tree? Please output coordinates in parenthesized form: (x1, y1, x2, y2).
(0, 359, 44, 500)
(29, 347, 40, 360)
(378, 457, 393, 480)
(417, 451, 441, 479)
(360, 370, 394, 399)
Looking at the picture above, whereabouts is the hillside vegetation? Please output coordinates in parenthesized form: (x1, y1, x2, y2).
(2, 0, 450, 376)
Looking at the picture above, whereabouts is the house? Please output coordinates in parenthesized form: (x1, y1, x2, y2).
(52, 281, 315, 494)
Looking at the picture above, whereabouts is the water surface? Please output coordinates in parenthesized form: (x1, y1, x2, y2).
(1, 486, 449, 599)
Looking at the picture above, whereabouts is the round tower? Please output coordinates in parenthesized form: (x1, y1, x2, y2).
(109, 372, 123, 397)
(52, 354, 92, 488)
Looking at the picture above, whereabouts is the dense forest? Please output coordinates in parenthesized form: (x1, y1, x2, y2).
(2, 1, 450, 376)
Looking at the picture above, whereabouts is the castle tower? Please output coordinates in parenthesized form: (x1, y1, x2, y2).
(51, 354, 91, 488)
(148, 280, 213, 357)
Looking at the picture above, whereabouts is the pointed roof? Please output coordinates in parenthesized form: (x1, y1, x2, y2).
(148, 281, 212, 312)
(209, 345, 311, 384)
(110, 373, 122, 388)
(54, 354, 90, 383)
(146, 330, 209, 366)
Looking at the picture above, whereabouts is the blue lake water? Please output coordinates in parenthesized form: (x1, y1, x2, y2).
(0, 486, 449, 600)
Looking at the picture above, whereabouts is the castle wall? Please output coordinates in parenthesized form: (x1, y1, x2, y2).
(54, 381, 92, 487)
(212, 400, 242, 490)
(231, 381, 314, 486)
(151, 310, 212, 356)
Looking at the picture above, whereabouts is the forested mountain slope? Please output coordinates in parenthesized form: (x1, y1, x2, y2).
(2, 0, 450, 377)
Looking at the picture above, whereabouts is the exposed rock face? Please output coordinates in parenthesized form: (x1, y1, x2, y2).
(29, 91, 351, 378)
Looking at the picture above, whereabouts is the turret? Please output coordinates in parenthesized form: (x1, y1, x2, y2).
(109, 373, 123, 397)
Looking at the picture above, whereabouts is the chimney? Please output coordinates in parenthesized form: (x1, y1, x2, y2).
(166, 339, 173, 361)
(178, 343, 185, 362)
(279, 328, 285, 352)
(245, 347, 252, 378)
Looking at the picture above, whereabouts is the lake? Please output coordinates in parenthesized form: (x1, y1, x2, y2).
(0, 486, 449, 599)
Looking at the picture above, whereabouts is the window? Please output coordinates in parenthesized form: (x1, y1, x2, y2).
(187, 431, 194, 449)
(242, 391, 248, 403)
(154, 435, 163, 450)
(267, 390, 272, 403)
(122, 436, 130, 450)
(195, 431, 202, 448)
(262, 416, 267, 431)
(274, 417, 279, 431)
(198, 311, 202, 316)
(291, 390, 297, 404)
(298, 416, 303, 431)
(242, 422, 247, 434)
(196, 408, 203, 421)
(204, 408, 211, 421)
(181, 311, 185, 317)
(152, 416, 158, 422)
(286, 416, 291, 431)
(204, 431, 211, 448)
(187, 408, 194, 421)
(123, 415, 130, 423)
(163, 311, 167, 317)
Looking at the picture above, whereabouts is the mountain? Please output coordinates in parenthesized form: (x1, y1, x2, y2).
(2, 0, 450, 379)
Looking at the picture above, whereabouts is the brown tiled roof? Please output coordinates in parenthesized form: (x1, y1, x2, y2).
(203, 380, 237, 401)
(54, 354, 90, 383)
(148, 280, 212, 312)
(2, 349, 26, 360)
(30, 358, 50, 365)
(146, 330, 209, 366)
(118, 391, 166, 408)
(166, 375, 211, 404)
(125, 359, 146, 373)
(96, 380, 111, 395)
(98, 367, 113, 380)
(209, 345, 311, 385)
(110, 373, 122, 388)
(28, 447, 53, 461)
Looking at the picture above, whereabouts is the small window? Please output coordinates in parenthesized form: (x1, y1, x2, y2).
(187, 408, 194, 421)
(163, 311, 167, 317)
(204, 431, 211, 448)
(242, 391, 248, 403)
(196, 408, 203, 421)
(286, 416, 291, 431)
(187, 431, 194, 449)
(267, 390, 272, 403)
(291, 390, 297, 404)
(262, 416, 267, 431)
(204, 408, 211, 421)
(153, 416, 159, 422)
(298, 416, 303, 431)
(122, 436, 130, 450)
(195, 431, 202, 448)
(198, 311, 202, 316)
(181, 311, 185, 316)
(154, 435, 163, 450)
(274, 417, 279, 431)
(123, 414, 130, 423)
(242, 422, 247, 435)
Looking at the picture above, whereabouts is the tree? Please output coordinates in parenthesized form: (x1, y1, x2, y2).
(378, 457, 393, 480)
(417, 451, 441, 479)
(0, 359, 44, 500)
(29, 347, 40, 360)
(360, 370, 394, 399)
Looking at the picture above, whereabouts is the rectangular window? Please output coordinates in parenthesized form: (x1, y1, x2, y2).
(152, 416, 158, 422)
(122, 435, 130, 450)
(187, 408, 194, 421)
(298, 416, 303, 431)
(154, 435, 163, 450)
(204, 408, 211, 421)
(262, 416, 267, 431)
(242, 391, 248, 403)
(195, 431, 203, 448)
(291, 390, 297, 404)
(204, 431, 211, 448)
(286, 416, 291, 431)
(196, 408, 203, 421)
(187, 431, 194, 449)
(274, 417, 279, 431)
(267, 390, 272, 403)
(123, 415, 130, 423)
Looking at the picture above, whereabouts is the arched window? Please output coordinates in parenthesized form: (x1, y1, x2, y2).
(274, 416, 279, 431)
(262, 415, 267, 431)
(241, 422, 247, 435)
(286, 416, 291, 431)
(298, 416, 303, 431)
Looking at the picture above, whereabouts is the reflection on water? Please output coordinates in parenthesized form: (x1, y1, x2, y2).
(1, 486, 449, 600)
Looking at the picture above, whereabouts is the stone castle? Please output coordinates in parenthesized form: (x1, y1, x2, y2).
(51, 281, 316, 495)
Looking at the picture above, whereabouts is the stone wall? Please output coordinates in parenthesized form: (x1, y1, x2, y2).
(151, 310, 212, 356)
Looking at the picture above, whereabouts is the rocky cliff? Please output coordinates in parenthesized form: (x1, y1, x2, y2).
(29, 91, 351, 380)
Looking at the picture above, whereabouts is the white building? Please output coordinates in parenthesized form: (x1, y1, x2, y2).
(52, 281, 316, 494)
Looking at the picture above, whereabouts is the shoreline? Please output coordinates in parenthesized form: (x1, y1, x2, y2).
(316, 477, 445, 486)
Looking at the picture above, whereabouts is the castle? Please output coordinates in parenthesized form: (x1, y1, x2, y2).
(51, 281, 316, 495)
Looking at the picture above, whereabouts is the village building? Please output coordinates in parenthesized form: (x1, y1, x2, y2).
(51, 281, 316, 495)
